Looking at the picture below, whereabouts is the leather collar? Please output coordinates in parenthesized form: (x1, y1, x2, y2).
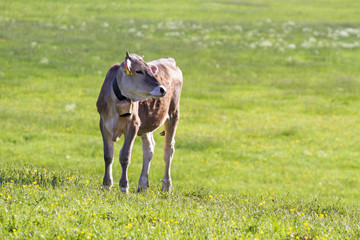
(112, 66, 129, 101)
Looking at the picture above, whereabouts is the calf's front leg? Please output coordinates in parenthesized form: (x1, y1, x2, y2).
(137, 132, 155, 191)
(119, 126, 137, 193)
(100, 118, 114, 189)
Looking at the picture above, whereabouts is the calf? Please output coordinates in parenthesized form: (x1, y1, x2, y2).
(96, 52, 183, 193)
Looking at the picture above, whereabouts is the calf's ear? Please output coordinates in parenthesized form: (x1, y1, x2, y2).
(125, 51, 131, 60)
(120, 59, 132, 75)
(125, 59, 132, 72)
(150, 65, 158, 75)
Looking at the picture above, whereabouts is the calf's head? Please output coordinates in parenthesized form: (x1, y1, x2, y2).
(119, 52, 166, 101)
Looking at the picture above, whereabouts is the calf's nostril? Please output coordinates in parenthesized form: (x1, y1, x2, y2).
(150, 86, 167, 97)
(160, 87, 165, 95)
(160, 87, 167, 96)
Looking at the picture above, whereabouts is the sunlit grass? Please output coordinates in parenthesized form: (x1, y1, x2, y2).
(1, 165, 359, 239)
(1, 0, 360, 238)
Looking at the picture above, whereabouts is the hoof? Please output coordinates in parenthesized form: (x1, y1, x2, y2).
(119, 178, 129, 194)
(137, 176, 149, 192)
(102, 185, 112, 191)
(103, 178, 113, 189)
(162, 179, 172, 192)
(120, 187, 129, 194)
(137, 185, 148, 192)
(137, 184, 149, 192)
(137, 186, 147, 192)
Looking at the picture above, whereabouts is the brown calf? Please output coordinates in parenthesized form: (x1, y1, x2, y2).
(96, 52, 183, 193)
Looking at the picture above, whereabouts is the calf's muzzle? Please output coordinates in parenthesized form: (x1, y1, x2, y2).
(150, 85, 167, 98)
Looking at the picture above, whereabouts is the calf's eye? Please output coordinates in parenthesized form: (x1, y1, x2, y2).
(136, 70, 143, 75)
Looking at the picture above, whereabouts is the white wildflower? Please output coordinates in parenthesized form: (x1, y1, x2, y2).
(301, 37, 317, 48)
(287, 43, 296, 49)
(165, 32, 182, 37)
(304, 150, 312, 156)
(65, 103, 76, 111)
(40, 57, 49, 64)
(233, 25, 243, 31)
(259, 40, 273, 47)
(59, 25, 68, 30)
(336, 30, 349, 37)
(338, 42, 360, 48)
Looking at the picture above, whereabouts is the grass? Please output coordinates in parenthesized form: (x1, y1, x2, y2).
(1, 0, 360, 239)
(1, 165, 359, 239)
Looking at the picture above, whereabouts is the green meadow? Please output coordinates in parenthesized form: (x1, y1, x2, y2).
(1, 0, 360, 239)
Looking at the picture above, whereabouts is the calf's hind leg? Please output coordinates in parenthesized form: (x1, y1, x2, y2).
(137, 132, 155, 192)
(162, 111, 179, 192)
(100, 118, 114, 189)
